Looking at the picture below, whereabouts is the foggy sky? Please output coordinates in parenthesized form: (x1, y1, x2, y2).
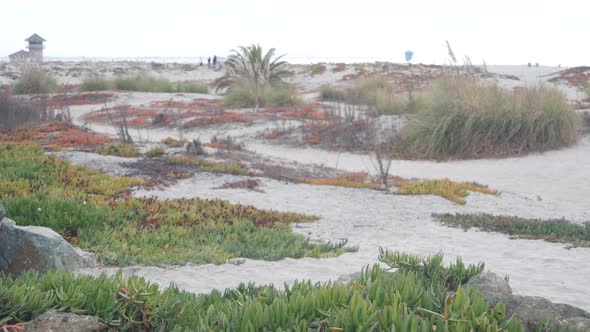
(1, 0, 587, 65)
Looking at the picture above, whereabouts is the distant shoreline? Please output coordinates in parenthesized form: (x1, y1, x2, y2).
(0, 56, 577, 68)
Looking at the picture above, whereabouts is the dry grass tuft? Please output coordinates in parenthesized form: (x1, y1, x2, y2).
(161, 137, 186, 148)
(303, 172, 375, 189)
(397, 178, 497, 204)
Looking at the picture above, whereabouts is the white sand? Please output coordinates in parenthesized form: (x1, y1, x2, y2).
(79, 172, 590, 310)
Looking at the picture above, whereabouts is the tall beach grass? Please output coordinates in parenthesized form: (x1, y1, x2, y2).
(223, 80, 301, 108)
(81, 74, 209, 94)
(11, 65, 58, 95)
(399, 78, 580, 159)
(320, 77, 418, 115)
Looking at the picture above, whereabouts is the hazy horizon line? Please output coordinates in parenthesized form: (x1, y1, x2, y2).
(0, 55, 580, 68)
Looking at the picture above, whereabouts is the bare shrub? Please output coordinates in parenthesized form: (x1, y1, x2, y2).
(103, 102, 133, 143)
(186, 139, 205, 155)
(367, 117, 399, 189)
(0, 94, 53, 131)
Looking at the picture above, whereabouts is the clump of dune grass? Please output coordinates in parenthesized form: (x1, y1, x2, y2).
(332, 63, 347, 72)
(166, 155, 247, 175)
(320, 77, 418, 115)
(161, 137, 186, 147)
(80, 74, 209, 93)
(223, 80, 302, 108)
(113, 74, 173, 92)
(12, 65, 57, 95)
(145, 146, 165, 157)
(400, 78, 580, 160)
(96, 144, 140, 157)
(80, 72, 113, 91)
(303, 172, 376, 189)
(319, 84, 347, 101)
(397, 178, 497, 205)
(434, 213, 590, 247)
(309, 63, 327, 76)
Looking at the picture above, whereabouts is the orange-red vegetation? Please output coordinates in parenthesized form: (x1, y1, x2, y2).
(183, 111, 252, 127)
(265, 129, 289, 139)
(149, 98, 223, 111)
(262, 105, 336, 122)
(0, 121, 112, 148)
(30, 92, 114, 108)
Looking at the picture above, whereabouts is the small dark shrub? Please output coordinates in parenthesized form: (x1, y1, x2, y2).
(0, 94, 52, 131)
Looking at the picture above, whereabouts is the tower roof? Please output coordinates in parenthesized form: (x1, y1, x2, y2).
(25, 34, 46, 43)
(9, 50, 29, 57)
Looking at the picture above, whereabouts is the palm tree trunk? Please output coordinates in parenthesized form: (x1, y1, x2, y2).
(254, 84, 260, 111)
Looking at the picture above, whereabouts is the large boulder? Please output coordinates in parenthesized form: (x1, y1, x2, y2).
(24, 309, 107, 332)
(0, 218, 95, 276)
(467, 271, 590, 331)
(487, 295, 590, 331)
(465, 271, 512, 296)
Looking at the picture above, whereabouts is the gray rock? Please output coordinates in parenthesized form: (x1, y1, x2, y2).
(24, 309, 107, 332)
(0, 218, 95, 276)
(466, 271, 590, 331)
(0, 201, 5, 220)
(557, 316, 590, 331)
(1, 217, 16, 226)
(465, 271, 512, 297)
(335, 272, 362, 285)
(493, 295, 560, 328)
(553, 303, 590, 319)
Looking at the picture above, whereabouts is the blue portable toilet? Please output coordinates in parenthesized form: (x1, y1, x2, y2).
(405, 50, 414, 62)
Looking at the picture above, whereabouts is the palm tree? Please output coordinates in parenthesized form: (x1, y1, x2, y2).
(214, 44, 289, 110)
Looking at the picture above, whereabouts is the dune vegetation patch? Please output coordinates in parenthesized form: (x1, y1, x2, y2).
(0, 121, 112, 149)
(434, 213, 590, 247)
(11, 65, 58, 95)
(0, 145, 353, 266)
(0, 94, 50, 131)
(332, 62, 347, 73)
(301, 173, 495, 205)
(81, 73, 209, 93)
(160, 137, 186, 148)
(397, 178, 497, 205)
(309, 63, 327, 76)
(222, 80, 302, 109)
(96, 144, 140, 158)
(0, 250, 541, 331)
(144, 146, 165, 158)
(166, 155, 247, 175)
(320, 77, 420, 115)
(399, 78, 580, 160)
(303, 172, 376, 189)
(214, 44, 300, 110)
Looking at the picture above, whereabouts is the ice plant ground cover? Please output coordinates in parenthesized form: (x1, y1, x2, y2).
(0, 144, 354, 266)
(1, 250, 560, 331)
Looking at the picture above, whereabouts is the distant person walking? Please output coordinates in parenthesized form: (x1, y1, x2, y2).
(207, 57, 211, 68)
(213, 55, 217, 68)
